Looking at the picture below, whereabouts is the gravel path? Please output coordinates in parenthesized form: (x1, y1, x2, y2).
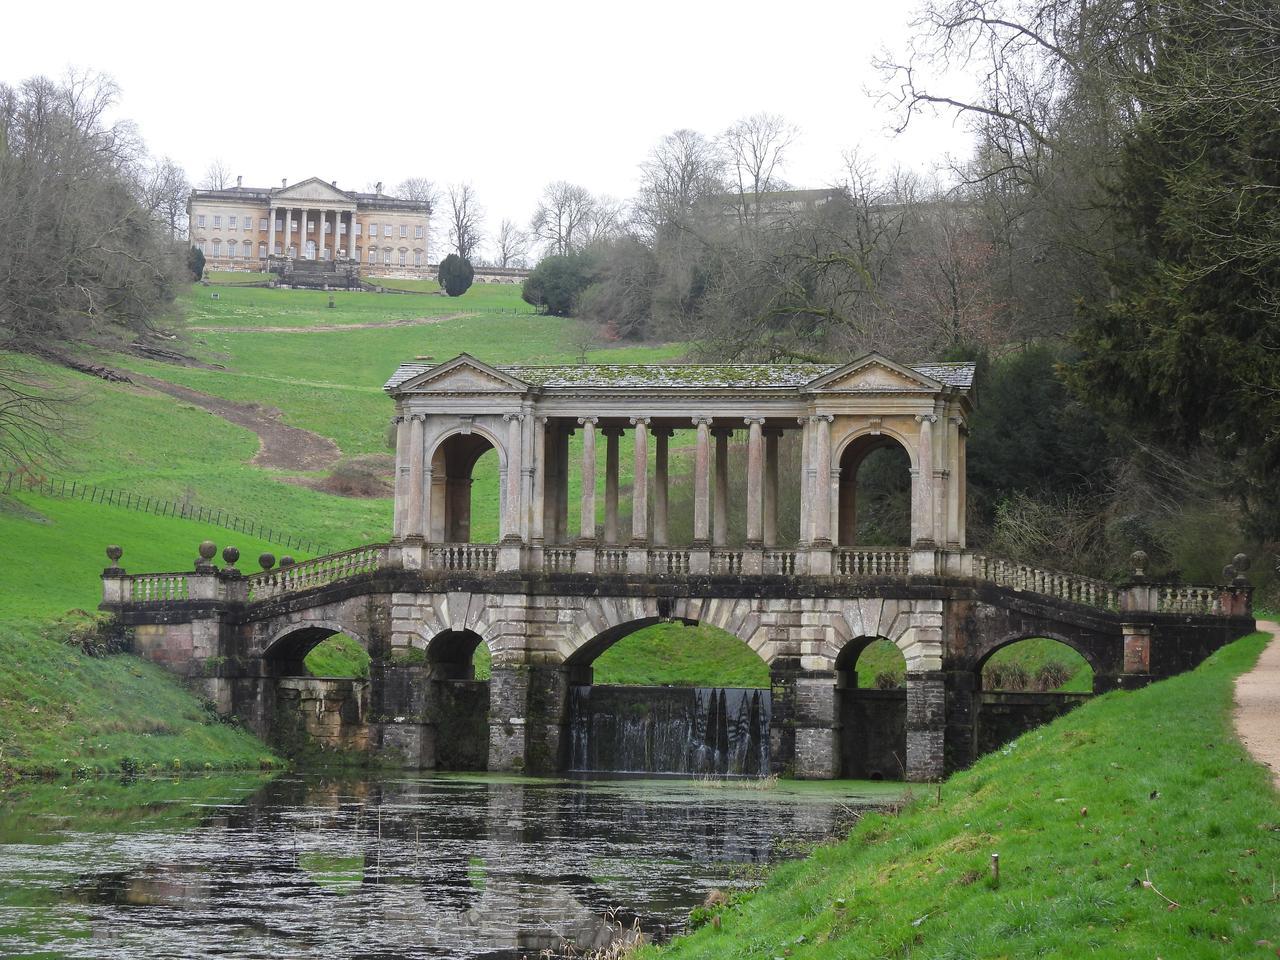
(187, 312, 468, 334)
(1234, 619, 1280, 790)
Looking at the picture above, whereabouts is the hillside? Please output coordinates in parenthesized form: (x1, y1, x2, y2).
(648, 631, 1278, 958)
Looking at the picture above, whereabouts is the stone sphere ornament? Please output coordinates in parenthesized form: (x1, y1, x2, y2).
(1223, 564, 1236, 583)
(1130, 550, 1148, 577)
(279, 556, 296, 568)
(198, 541, 217, 561)
(259, 553, 275, 571)
(222, 546, 240, 566)
(105, 545, 123, 564)
(1232, 552, 1250, 573)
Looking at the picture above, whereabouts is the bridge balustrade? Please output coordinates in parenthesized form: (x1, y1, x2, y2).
(428, 542, 498, 573)
(834, 548, 911, 577)
(648, 549, 691, 575)
(543, 548, 577, 573)
(1156, 585, 1222, 615)
(127, 572, 191, 603)
(247, 545, 388, 601)
(969, 553, 1120, 612)
(763, 550, 799, 575)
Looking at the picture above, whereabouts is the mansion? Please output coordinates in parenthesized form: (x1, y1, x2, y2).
(188, 177, 432, 278)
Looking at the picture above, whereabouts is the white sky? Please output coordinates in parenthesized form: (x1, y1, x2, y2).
(6, 0, 977, 260)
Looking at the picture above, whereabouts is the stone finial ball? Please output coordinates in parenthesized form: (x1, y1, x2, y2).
(1233, 552, 1250, 573)
(222, 546, 240, 565)
(258, 553, 275, 571)
(1130, 549, 1148, 574)
(105, 545, 123, 563)
(198, 540, 217, 561)
(1223, 564, 1237, 582)
(279, 556, 296, 568)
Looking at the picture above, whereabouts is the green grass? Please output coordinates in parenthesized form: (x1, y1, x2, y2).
(0, 619, 278, 779)
(985, 637, 1094, 692)
(304, 634, 370, 678)
(649, 631, 1279, 958)
(593, 623, 771, 687)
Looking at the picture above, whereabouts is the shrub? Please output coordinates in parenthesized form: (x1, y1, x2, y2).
(873, 670, 905, 690)
(522, 252, 596, 316)
(317, 456, 393, 497)
(188, 244, 206, 281)
(437, 253, 474, 297)
(983, 661, 1031, 691)
(1035, 660, 1074, 691)
(56, 614, 128, 657)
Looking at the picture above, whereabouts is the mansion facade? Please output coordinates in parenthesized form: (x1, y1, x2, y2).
(188, 177, 432, 278)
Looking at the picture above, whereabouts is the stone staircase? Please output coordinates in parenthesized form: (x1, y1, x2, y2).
(274, 257, 360, 290)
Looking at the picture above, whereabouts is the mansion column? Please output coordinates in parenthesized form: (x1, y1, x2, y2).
(603, 427, 622, 545)
(712, 426, 731, 547)
(653, 428, 672, 546)
(763, 427, 780, 548)
(267, 207, 277, 258)
(630, 418, 649, 545)
(285, 208, 294, 257)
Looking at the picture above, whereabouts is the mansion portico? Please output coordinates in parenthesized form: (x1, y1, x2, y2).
(188, 177, 432, 278)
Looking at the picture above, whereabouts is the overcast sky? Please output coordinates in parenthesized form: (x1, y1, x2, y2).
(6, 0, 976, 260)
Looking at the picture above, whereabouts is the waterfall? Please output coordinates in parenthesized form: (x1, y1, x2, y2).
(569, 685, 770, 777)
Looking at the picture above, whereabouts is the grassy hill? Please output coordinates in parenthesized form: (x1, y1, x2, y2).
(649, 630, 1278, 958)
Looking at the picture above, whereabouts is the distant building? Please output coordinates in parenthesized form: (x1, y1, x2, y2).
(716, 187, 847, 225)
(188, 177, 432, 278)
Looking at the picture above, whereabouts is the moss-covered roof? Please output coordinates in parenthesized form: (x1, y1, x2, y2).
(384, 356, 975, 391)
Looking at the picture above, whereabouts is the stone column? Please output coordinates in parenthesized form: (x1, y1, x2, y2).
(809, 415, 834, 575)
(555, 426, 570, 543)
(763, 427, 780, 548)
(692, 418, 712, 544)
(793, 672, 839, 779)
(487, 659, 528, 772)
(285, 208, 294, 257)
(797, 416, 813, 546)
(957, 424, 968, 548)
(391, 415, 409, 539)
(653, 428, 671, 546)
(499, 414, 524, 570)
(530, 416, 546, 551)
(577, 418, 598, 540)
(405, 414, 424, 539)
(912, 414, 938, 575)
(905, 599, 946, 781)
(629, 418, 649, 544)
(712, 427, 731, 547)
(744, 418, 765, 546)
(267, 206, 276, 258)
(603, 427, 622, 545)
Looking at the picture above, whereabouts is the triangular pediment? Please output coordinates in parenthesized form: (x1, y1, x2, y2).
(273, 177, 354, 204)
(395, 354, 529, 395)
(805, 352, 942, 393)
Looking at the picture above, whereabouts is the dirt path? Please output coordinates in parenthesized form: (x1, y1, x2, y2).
(130, 373, 340, 472)
(187, 312, 469, 334)
(1234, 619, 1280, 790)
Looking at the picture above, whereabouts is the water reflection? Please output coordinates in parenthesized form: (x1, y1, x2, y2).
(0, 774, 899, 959)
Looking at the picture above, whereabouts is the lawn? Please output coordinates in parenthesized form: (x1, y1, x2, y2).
(649, 630, 1278, 958)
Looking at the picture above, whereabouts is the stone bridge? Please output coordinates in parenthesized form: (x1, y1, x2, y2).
(99, 352, 1255, 780)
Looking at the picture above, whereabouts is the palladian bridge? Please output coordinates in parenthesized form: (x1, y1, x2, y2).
(101, 353, 1254, 781)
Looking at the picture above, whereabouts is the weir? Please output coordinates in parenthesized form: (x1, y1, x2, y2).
(568, 686, 770, 777)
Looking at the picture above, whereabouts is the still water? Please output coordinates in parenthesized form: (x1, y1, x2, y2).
(0, 773, 901, 959)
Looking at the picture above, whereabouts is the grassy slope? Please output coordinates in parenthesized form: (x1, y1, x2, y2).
(651, 631, 1278, 959)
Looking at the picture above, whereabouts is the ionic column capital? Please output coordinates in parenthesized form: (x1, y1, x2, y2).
(691, 416, 714, 427)
(915, 414, 938, 424)
(577, 416, 599, 426)
(391, 415, 405, 425)
(629, 416, 651, 426)
(408, 413, 426, 423)
(743, 416, 767, 426)
(809, 414, 834, 424)
(503, 412, 526, 422)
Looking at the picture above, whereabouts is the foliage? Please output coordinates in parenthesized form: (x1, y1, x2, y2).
(187, 244, 206, 281)
(437, 253, 475, 297)
(521, 252, 597, 316)
(648, 631, 1276, 958)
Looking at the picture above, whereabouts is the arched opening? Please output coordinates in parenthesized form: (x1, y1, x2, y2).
(265, 625, 354, 677)
(424, 629, 490, 771)
(263, 626, 370, 757)
(835, 637, 907, 780)
(836, 434, 912, 547)
(972, 636, 1095, 757)
(563, 618, 771, 777)
(430, 433, 501, 543)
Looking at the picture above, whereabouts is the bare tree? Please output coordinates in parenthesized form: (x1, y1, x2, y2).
(634, 128, 725, 240)
(720, 112, 798, 229)
(580, 195, 627, 247)
(138, 156, 191, 239)
(530, 181, 596, 257)
(395, 176, 439, 207)
(493, 218, 530, 268)
(200, 158, 231, 190)
(446, 183, 484, 261)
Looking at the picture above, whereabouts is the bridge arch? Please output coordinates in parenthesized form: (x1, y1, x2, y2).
(834, 429, 914, 547)
(973, 631, 1102, 682)
(262, 620, 369, 676)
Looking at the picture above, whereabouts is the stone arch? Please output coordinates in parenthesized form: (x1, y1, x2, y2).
(262, 619, 369, 676)
(834, 635, 907, 689)
(401, 591, 501, 658)
(833, 428, 915, 548)
(821, 598, 916, 671)
(426, 428, 506, 543)
(973, 631, 1101, 686)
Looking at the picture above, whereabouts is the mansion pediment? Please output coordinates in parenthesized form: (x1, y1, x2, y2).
(274, 177, 355, 205)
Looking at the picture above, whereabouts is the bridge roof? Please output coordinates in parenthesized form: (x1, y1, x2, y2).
(384, 357, 975, 392)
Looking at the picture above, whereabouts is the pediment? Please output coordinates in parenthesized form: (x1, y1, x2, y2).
(396, 354, 529, 394)
(806, 353, 942, 393)
(274, 177, 353, 204)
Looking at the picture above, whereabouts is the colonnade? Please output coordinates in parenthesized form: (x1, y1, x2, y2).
(267, 206, 358, 261)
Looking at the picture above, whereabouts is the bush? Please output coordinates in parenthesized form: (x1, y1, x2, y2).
(873, 670, 905, 690)
(1034, 660, 1074, 691)
(56, 614, 128, 657)
(521, 252, 596, 316)
(437, 253, 474, 297)
(188, 244, 206, 281)
(983, 661, 1031, 691)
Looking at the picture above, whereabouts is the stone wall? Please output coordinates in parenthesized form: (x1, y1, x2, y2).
(274, 677, 369, 752)
(840, 689, 907, 780)
(973, 691, 1092, 756)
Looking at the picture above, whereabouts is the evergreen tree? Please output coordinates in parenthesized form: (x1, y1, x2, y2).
(437, 254, 474, 297)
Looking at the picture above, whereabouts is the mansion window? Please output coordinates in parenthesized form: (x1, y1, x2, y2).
(354, 223, 362, 236)
(259, 219, 268, 231)
(228, 240, 238, 258)
(368, 222, 377, 237)
(197, 215, 206, 228)
(368, 248, 377, 264)
(415, 225, 424, 239)
(212, 240, 222, 256)
(245, 218, 253, 232)
(274, 243, 282, 255)
(414, 250, 422, 267)
(383, 250, 391, 265)
(275, 218, 283, 231)
(324, 220, 331, 234)
(324, 247, 332, 260)
(258, 243, 266, 259)
(213, 216, 222, 228)
(383, 224, 392, 237)
(400, 224, 407, 238)
(399, 250, 406, 266)
(229, 216, 237, 229)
